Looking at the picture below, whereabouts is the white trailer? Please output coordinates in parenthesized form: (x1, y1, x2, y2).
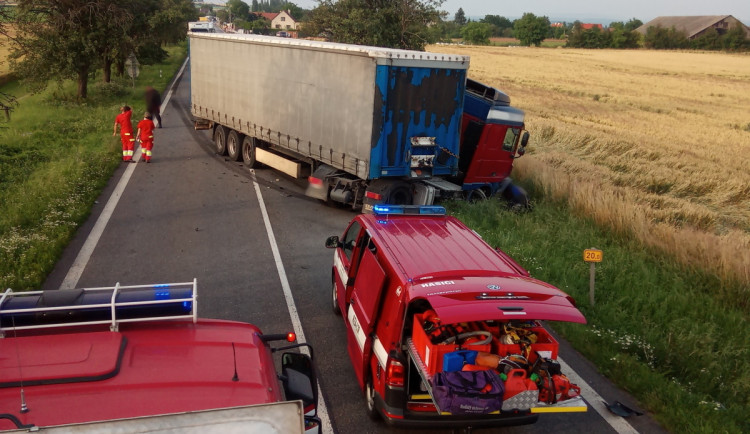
(189, 33, 470, 211)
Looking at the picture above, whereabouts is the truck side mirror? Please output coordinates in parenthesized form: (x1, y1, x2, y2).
(281, 352, 318, 413)
(325, 235, 341, 248)
(520, 131, 530, 148)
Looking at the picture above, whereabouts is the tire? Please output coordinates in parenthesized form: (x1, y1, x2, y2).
(365, 378, 380, 421)
(383, 181, 413, 205)
(332, 281, 341, 315)
(467, 188, 488, 202)
(241, 136, 258, 168)
(214, 126, 227, 155)
(227, 130, 242, 161)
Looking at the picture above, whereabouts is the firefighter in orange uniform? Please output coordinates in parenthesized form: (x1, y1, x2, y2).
(113, 105, 134, 161)
(136, 112, 156, 163)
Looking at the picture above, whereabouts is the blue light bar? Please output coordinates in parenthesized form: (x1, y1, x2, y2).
(372, 205, 446, 216)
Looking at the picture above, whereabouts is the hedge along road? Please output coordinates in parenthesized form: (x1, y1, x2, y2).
(42, 56, 667, 434)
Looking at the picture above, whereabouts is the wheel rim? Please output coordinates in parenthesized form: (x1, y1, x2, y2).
(242, 137, 255, 166)
(332, 282, 338, 311)
(228, 134, 238, 157)
(215, 129, 225, 154)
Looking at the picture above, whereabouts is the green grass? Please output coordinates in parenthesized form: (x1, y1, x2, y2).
(0, 43, 188, 291)
(445, 195, 749, 434)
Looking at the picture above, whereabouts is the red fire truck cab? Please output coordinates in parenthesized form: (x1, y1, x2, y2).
(326, 205, 587, 429)
(0, 280, 320, 433)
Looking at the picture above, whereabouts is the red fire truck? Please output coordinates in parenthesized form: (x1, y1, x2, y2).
(0, 280, 320, 433)
(326, 205, 587, 429)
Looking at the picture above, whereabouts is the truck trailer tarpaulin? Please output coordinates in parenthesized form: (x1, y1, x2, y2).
(188, 33, 469, 181)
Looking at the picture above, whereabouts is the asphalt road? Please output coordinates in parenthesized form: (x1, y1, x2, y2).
(42, 59, 667, 434)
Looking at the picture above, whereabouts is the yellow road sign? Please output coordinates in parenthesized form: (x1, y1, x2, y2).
(583, 248, 603, 263)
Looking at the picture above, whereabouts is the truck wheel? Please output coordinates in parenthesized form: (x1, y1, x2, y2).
(332, 281, 341, 315)
(467, 188, 487, 202)
(214, 126, 227, 155)
(383, 181, 413, 205)
(227, 130, 243, 161)
(365, 378, 380, 421)
(242, 136, 258, 168)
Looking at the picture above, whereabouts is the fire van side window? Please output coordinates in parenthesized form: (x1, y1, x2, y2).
(342, 221, 362, 262)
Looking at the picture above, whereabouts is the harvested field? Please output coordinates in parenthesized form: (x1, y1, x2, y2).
(427, 45, 750, 288)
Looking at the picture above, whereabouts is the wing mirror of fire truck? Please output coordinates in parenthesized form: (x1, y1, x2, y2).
(325, 235, 341, 248)
(281, 352, 319, 418)
(520, 131, 530, 148)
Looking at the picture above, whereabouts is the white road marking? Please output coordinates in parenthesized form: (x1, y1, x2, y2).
(252, 175, 333, 434)
(557, 357, 639, 433)
(59, 59, 188, 290)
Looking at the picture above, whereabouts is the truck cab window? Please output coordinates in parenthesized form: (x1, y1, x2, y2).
(503, 128, 521, 152)
(342, 222, 362, 262)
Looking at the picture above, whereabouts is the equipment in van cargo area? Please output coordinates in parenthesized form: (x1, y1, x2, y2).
(408, 315, 584, 416)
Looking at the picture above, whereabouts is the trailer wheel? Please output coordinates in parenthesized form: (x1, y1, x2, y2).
(241, 136, 257, 168)
(383, 181, 413, 205)
(227, 130, 243, 161)
(214, 126, 227, 155)
(365, 378, 380, 420)
(332, 281, 341, 315)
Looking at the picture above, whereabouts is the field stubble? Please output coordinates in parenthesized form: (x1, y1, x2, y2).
(428, 45, 750, 293)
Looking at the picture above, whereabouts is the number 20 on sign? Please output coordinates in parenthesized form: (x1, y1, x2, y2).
(584, 249, 603, 262)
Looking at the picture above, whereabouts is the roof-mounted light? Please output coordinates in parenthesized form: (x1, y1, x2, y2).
(372, 205, 446, 216)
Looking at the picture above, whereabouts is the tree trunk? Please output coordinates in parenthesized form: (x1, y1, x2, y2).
(116, 59, 125, 77)
(77, 65, 89, 99)
(103, 57, 112, 83)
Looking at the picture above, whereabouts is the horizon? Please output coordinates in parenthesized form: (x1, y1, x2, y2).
(197, 1, 749, 27)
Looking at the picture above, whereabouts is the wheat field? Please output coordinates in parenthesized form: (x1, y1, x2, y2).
(427, 45, 750, 288)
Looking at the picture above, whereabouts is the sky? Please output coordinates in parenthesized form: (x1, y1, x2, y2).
(285, 0, 750, 26)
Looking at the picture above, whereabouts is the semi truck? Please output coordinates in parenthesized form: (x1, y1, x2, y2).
(0, 280, 321, 433)
(189, 33, 529, 211)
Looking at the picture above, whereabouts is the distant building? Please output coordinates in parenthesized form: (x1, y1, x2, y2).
(580, 23, 603, 30)
(255, 10, 299, 32)
(636, 15, 750, 39)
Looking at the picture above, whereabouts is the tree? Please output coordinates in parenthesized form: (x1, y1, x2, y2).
(304, 0, 444, 51)
(608, 22, 640, 48)
(454, 7, 466, 26)
(481, 14, 511, 37)
(10, 0, 134, 99)
(722, 24, 750, 50)
(461, 22, 491, 45)
(227, 0, 251, 21)
(513, 12, 549, 46)
(643, 25, 688, 49)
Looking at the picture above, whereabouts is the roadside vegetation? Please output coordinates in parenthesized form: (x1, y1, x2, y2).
(447, 197, 749, 433)
(429, 44, 750, 296)
(0, 44, 187, 291)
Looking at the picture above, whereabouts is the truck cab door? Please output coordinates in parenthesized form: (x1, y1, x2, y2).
(466, 123, 517, 183)
(345, 234, 387, 388)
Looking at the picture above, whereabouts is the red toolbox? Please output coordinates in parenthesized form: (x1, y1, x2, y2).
(412, 313, 491, 375)
(493, 326, 559, 363)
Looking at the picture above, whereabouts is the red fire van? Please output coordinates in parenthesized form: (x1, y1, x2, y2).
(326, 205, 587, 429)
